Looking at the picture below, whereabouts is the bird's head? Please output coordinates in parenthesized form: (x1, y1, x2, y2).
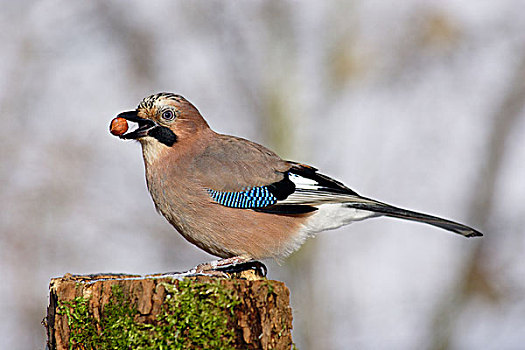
(114, 92, 209, 147)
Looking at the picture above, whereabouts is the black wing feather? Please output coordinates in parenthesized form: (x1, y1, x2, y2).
(288, 162, 358, 195)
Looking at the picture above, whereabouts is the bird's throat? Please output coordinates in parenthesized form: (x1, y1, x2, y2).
(140, 138, 170, 166)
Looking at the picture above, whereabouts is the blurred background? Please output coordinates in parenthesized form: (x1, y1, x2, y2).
(1, 1, 525, 349)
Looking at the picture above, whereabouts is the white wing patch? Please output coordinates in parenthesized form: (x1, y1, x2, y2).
(281, 172, 374, 205)
(289, 172, 320, 189)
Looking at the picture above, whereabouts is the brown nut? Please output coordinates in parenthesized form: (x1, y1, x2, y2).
(110, 117, 128, 136)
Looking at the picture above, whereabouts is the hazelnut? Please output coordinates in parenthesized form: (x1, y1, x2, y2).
(110, 117, 128, 136)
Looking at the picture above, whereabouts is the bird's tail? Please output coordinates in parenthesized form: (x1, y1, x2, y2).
(345, 198, 483, 238)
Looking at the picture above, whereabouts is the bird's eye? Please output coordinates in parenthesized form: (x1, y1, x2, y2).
(161, 110, 176, 121)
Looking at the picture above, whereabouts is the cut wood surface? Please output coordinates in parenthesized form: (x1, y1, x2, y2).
(45, 271, 293, 350)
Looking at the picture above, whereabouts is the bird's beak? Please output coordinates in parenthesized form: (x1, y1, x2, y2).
(117, 110, 157, 140)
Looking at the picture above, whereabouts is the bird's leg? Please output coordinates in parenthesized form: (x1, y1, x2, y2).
(194, 256, 267, 277)
(195, 256, 250, 272)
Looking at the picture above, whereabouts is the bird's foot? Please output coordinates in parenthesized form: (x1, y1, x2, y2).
(194, 257, 267, 278)
(216, 260, 267, 277)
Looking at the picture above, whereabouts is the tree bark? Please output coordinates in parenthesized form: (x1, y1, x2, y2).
(45, 272, 293, 350)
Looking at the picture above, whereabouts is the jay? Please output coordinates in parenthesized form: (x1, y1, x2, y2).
(112, 92, 482, 272)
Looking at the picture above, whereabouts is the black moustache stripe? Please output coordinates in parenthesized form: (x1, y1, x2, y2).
(149, 125, 177, 146)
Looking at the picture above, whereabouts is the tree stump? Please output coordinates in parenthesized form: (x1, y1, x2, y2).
(45, 271, 293, 349)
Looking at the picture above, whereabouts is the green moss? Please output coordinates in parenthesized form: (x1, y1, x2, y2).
(58, 279, 241, 350)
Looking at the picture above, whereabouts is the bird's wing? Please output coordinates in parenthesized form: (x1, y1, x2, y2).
(192, 137, 368, 213)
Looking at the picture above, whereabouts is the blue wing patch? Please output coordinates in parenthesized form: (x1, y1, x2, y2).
(207, 186, 277, 208)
